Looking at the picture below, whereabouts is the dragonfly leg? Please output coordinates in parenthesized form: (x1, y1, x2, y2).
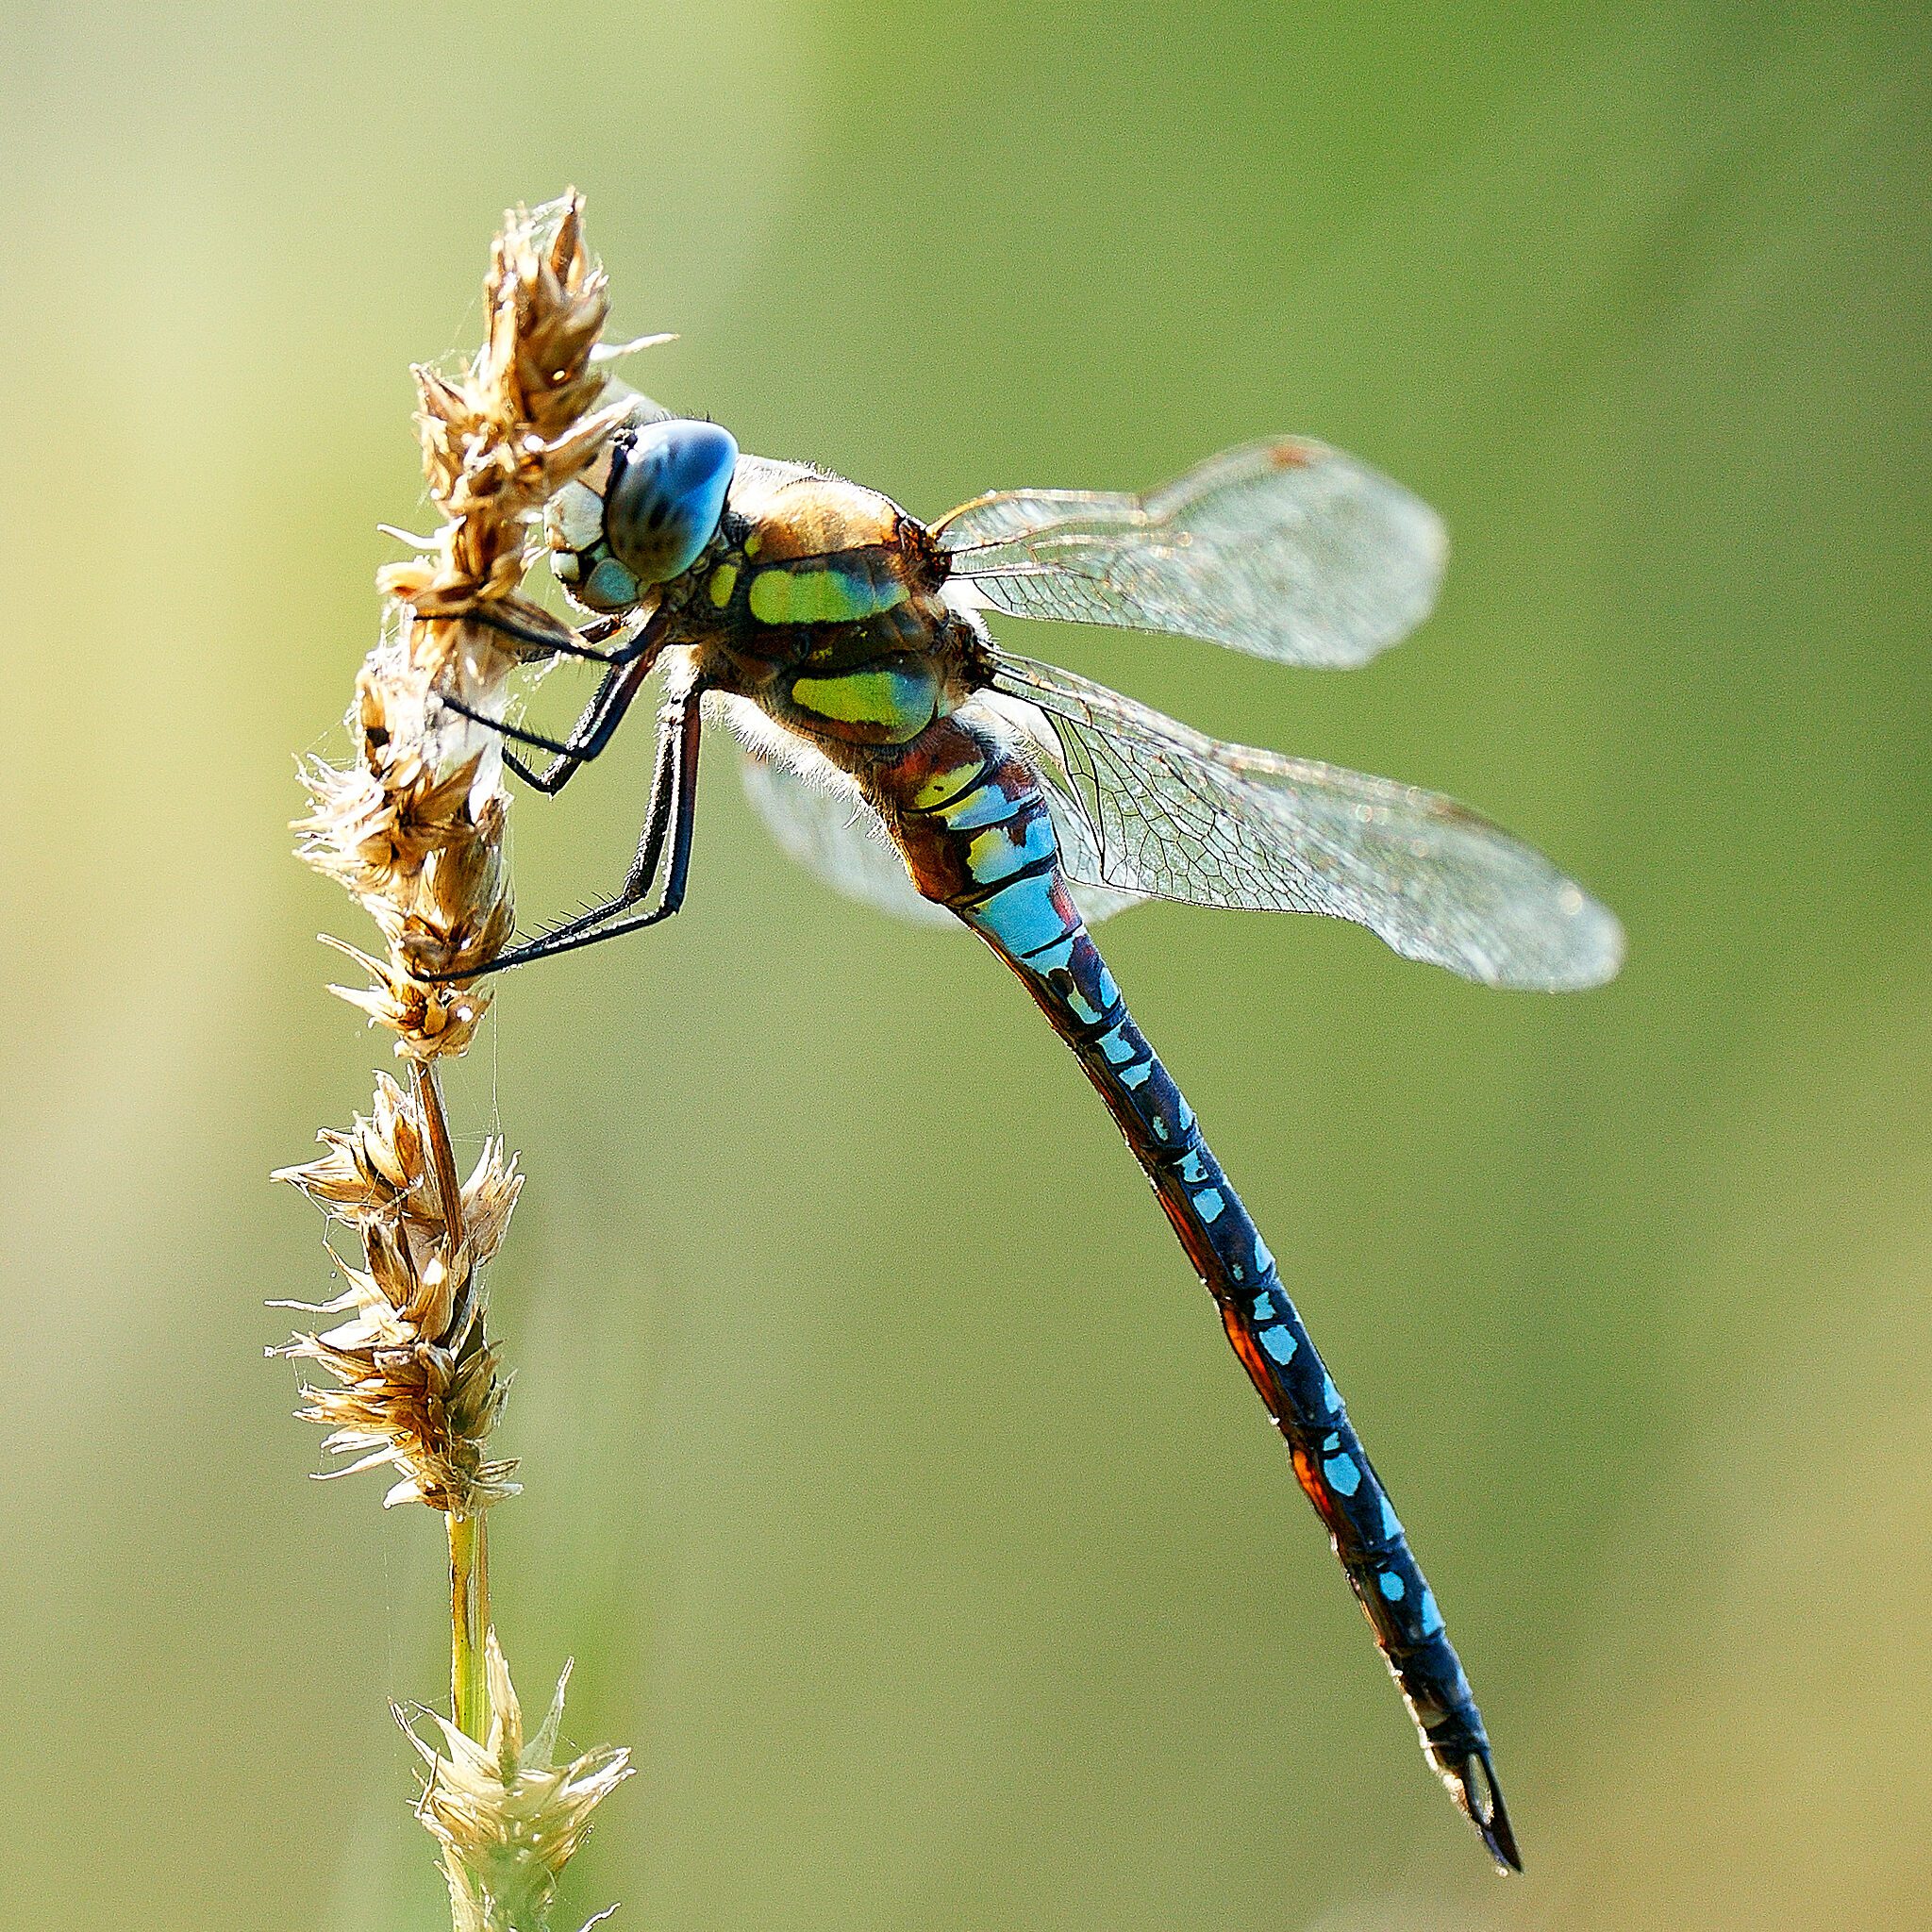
(432, 609, 669, 793)
(428, 686, 704, 980)
(427, 603, 644, 666)
(436, 690, 590, 758)
(496, 659, 640, 795)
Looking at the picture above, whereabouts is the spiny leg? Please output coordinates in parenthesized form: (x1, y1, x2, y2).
(495, 658, 639, 795)
(432, 687, 704, 981)
(434, 608, 669, 793)
(427, 603, 641, 665)
(484, 690, 702, 971)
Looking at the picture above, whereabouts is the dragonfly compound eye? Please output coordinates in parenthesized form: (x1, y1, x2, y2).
(603, 418, 739, 586)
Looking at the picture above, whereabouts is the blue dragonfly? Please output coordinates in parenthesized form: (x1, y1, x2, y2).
(428, 394, 1624, 1871)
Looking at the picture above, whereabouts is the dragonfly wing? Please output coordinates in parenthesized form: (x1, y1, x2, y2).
(734, 695, 1144, 931)
(935, 440, 1446, 668)
(989, 654, 1624, 990)
(960, 693, 1147, 925)
(737, 746, 954, 928)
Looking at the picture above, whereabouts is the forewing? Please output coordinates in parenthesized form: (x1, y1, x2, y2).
(935, 440, 1446, 668)
(990, 655, 1624, 990)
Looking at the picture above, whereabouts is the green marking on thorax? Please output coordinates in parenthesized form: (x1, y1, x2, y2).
(748, 562, 909, 627)
(708, 562, 739, 608)
(790, 666, 935, 737)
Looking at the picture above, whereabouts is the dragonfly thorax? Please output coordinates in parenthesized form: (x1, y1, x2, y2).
(687, 457, 965, 750)
(549, 425, 964, 749)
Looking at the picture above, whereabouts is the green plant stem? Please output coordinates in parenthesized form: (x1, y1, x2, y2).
(449, 1507, 491, 1741)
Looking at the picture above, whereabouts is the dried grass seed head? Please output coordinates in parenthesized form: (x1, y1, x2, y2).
(275, 1073, 523, 1511)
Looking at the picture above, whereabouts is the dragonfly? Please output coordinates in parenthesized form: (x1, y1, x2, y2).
(428, 390, 1624, 1873)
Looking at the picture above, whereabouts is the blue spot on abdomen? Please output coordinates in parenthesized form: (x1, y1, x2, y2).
(1257, 1325, 1298, 1364)
(935, 782, 1021, 832)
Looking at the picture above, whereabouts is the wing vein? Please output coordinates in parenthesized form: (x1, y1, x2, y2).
(938, 440, 1448, 668)
(987, 654, 1624, 991)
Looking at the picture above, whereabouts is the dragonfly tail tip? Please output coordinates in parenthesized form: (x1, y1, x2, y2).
(1449, 1745, 1522, 1874)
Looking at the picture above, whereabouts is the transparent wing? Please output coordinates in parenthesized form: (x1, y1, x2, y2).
(956, 693, 1147, 924)
(739, 751, 953, 928)
(934, 440, 1446, 668)
(989, 654, 1624, 990)
(737, 734, 1141, 931)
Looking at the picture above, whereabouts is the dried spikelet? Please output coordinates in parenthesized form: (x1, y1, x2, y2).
(322, 939, 496, 1059)
(403, 1633, 633, 1932)
(376, 192, 631, 672)
(294, 749, 484, 895)
(275, 1078, 523, 1511)
(283, 192, 648, 1503)
(276, 1074, 522, 1256)
(299, 192, 632, 1048)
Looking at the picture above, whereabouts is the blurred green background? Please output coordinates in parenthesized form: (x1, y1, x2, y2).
(3, 3, 1928, 1927)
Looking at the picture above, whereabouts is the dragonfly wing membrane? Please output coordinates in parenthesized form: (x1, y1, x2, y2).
(990, 654, 1624, 991)
(736, 744, 955, 929)
(936, 440, 1446, 668)
(738, 707, 1142, 932)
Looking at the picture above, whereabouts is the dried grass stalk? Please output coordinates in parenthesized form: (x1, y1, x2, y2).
(277, 193, 641, 1929)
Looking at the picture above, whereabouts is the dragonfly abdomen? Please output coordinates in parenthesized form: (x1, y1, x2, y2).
(873, 713, 1521, 1873)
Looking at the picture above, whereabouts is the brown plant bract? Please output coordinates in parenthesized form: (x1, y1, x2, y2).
(295, 194, 629, 1042)
(282, 192, 626, 1504)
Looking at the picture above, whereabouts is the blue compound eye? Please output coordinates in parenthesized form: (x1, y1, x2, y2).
(603, 419, 739, 585)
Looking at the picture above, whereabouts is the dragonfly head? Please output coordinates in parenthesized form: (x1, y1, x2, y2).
(549, 417, 739, 612)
